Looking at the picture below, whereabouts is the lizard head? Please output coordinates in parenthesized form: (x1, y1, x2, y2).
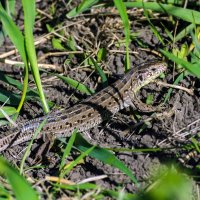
(135, 61, 167, 91)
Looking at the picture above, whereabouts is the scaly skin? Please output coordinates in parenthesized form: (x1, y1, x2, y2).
(0, 61, 167, 152)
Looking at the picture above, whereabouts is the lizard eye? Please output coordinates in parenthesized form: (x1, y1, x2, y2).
(150, 67, 156, 72)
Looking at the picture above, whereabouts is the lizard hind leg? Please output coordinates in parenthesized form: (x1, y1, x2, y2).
(30, 132, 55, 165)
(128, 93, 164, 113)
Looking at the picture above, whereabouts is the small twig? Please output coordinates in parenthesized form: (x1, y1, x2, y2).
(0, 20, 84, 59)
(109, 49, 138, 54)
(4, 59, 63, 72)
(38, 51, 86, 61)
(0, 99, 17, 127)
(174, 118, 200, 135)
(0, 36, 50, 59)
(156, 81, 194, 96)
(138, 47, 162, 57)
(45, 176, 75, 185)
(78, 175, 108, 184)
(36, 8, 53, 20)
(177, 126, 200, 138)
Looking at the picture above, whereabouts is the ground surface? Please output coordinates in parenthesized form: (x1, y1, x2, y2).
(0, 1, 199, 199)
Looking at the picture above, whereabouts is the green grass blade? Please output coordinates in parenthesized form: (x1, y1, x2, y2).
(114, 0, 130, 71)
(0, 87, 52, 109)
(22, 0, 49, 113)
(0, 0, 16, 46)
(124, 2, 200, 24)
(0, 72, 38, 96)
(0, 119, 10, 126)
(0, 157, 38, 200)
(5, 0, 16, 15)
(60, 144, 95, 178)
(0, 3, 26, 62)
(58, 182, 136, 199)
(58, 182, 98, 190)
(0, 3, 29, 113)
(161, 22, 174, 41)
(74, 133, 138, 185)
(190, 30, 200, 52)
(97, 48, 107, 62)
(102, 189, 136, 200)
(0, 184, 11, 199)
(0, 72, 55, 107)
(0, 67, 29, 114)
(0, 106, 16, 118)
(160, 49, 200, 78)
(163, 72, 184, 104)
(0, 72, 45, 108)
(66, 0, 99, 18)
(90, 57, 108, 87)
(139, 169, 192, 200)
(56, 74, 95, 95)
(175, 24, 195, 42)
(59, 130, 77, 171)
(16, 65, 29, 114)
(20, 118, 47, 173)
(76, 0, 98, 13)
(143, 5, 165, 45)
(0, 89, 21, 105)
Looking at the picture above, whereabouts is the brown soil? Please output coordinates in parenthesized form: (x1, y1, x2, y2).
(0, 1, 199, 198)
